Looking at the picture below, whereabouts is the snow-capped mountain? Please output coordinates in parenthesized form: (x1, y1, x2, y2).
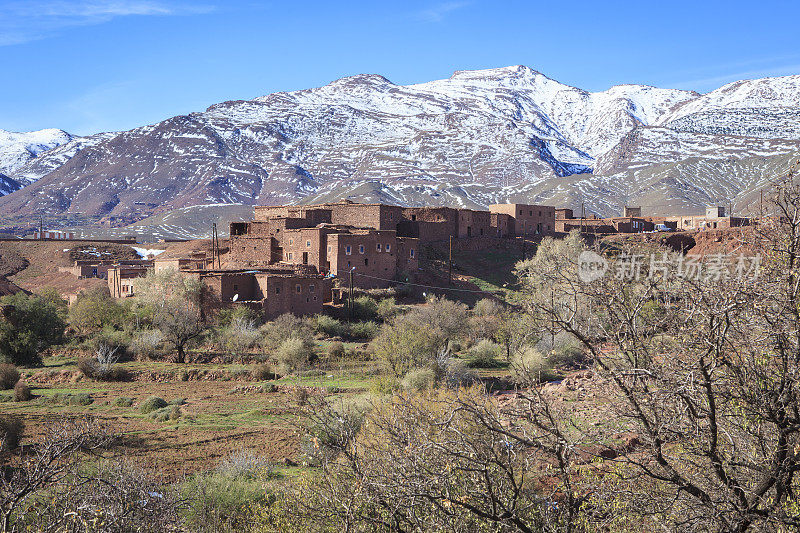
(0, 128, 72, 177)
(0, 66, 798, 233)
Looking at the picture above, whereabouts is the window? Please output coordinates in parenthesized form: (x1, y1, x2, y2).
(309, 284, 315, 292)
(538, 211, 542, 216)
(519, 209, 523, 215)
(359, 245, 364, 254)
(410, 249, 415, 258)
(386, 244, 391, 253)
(306, 240, 311, 248)
(529, 210, 532, 216)
(287, 252, 294, 261)
(275, 286, 281, 294)
(296, 284, 302, 293)
(233, 284, 238, 291)
(364, 258, 369, 266)
(289, 238, 294, 245)
(376, 243, 382, 252)
(346, 245, 352, 255)
(327, 245, 331, 253)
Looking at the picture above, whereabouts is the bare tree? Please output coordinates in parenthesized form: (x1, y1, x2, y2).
(276, 388, 585, 533)
(0, 417, 184, 532)
(515, 175, 800, 531)
(132, 269, 209, 363)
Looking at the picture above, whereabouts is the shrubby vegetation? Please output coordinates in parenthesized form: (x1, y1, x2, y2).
(0, 292, 65, 366)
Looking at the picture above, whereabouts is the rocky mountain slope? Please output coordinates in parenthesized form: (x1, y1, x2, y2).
(0, 66, 798, 236)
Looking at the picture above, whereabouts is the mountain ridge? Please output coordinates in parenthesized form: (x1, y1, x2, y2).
(0, 65, 798, 237)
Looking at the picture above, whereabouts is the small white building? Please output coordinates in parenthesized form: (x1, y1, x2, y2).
(33, 230, 75, 240)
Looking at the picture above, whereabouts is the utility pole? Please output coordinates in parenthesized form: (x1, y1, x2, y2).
(348, 267, 355, 322)
(760, 189, 764, 218)
(39, 214, 44, 240)
(581, 203, 585, 234)
(211, 223, 216, 269)
(448, 236, 453, 286)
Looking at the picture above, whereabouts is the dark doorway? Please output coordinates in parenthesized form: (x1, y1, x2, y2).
(302, 252, 308, 264)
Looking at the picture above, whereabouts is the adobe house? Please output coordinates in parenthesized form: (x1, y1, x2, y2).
(184, 267, 331, 319)
(107, 264, 150, 298)
(490, 213, 515, 237)
(489, 203, 556, 236)
(457, 209, 491, 238)
(326, 230, 419, 289)
(153, 251, 212, 273)
(665, 206, 750, 231)
(60, 259, 151, 280)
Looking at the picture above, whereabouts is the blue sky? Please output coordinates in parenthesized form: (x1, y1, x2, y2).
(1, 0, 798, 136)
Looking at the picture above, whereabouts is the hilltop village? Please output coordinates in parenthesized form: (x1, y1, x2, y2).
(50, 200, 751, 317)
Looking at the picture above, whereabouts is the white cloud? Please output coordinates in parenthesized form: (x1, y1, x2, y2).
(415, 1, 472, 23)
(0, 1, 215, 46)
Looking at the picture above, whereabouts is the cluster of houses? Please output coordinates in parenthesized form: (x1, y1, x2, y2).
(58, 200, 749, 317)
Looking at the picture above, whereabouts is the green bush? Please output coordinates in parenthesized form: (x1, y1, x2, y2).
(472, 298, 503, 317)
(181, 451, 270, 532)
(0, 415, 23, 450)
(261, 314, 315, 351)
(466, 339, 504, 368)
(139, 396, 168, 414)
(251, 363, 275, 381)
(372, 317, 446, 377)
(401, 368, 436, 391)
(113, 397, 134, 407)
(369, 375, 400, 396)
(348, 321, 379, 341)
(68, 393, 93, 406)
(0, 292, 65, 366)
(315, 315, 348, 338)
(512, 347, 558, 383)
(68, 286, 128, 335)
(376, 297, 400, 321)
(0, 364, 20, 390)
(327, 341, 346, 359)
(149, 405, 181, 422)
(13, 381, 31, 402)
(275, 338, 314, 375)
(351, 296, 379, 321)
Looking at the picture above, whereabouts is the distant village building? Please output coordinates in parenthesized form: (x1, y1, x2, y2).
(59, 259, 152, 280)
(33, 230, 74, 240)
(664, 206, 750, 231)
(108, 264, 150, 298)
(488, 203, 556, 236)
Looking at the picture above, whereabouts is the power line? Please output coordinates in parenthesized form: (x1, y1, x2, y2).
(352, 271, 503, 294)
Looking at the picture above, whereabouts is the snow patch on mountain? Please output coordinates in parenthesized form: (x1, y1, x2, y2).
(0, 128, 72, 176)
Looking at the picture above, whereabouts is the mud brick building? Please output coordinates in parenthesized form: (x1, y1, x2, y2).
(664, 206, 749, 231)
(326, 229, 418, 289)
(60, 259, 152, 280)
(107, 264, 151, 298)
(184, 266, 330, 319)
(489, 203, 556, 236)
(231, 200, 560, 290)
(490, 213, 515, 237)
(555, 208, 654, 234)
